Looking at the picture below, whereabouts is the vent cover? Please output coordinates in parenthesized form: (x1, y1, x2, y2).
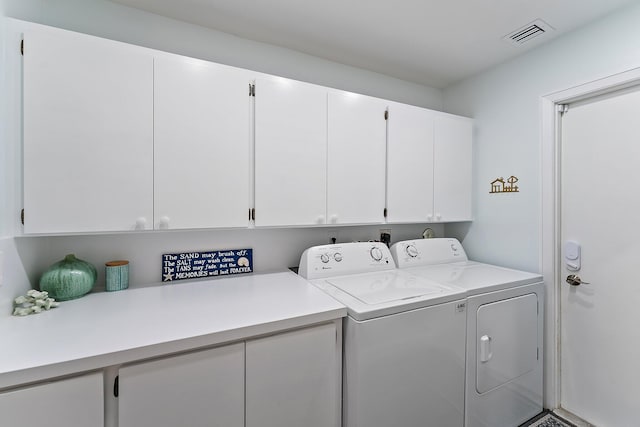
(504, 19, 554, 46)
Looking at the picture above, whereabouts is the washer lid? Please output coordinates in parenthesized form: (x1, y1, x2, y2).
(312, 270, 466, 320)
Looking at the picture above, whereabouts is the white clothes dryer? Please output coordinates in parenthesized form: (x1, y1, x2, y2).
(391, 238, 544, 427)
(299, 242, 467, 427)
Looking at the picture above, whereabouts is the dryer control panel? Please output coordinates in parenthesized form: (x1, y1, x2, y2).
(298, 242, 394, 279)
(391, 238, 469, 268)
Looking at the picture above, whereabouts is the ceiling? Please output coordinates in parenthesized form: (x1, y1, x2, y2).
(110, 0, 637, 88)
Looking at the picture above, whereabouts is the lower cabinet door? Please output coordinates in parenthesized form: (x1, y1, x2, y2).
(246, 323, 340, 427)
(118, 343, 244, 427)
(0, 373, 103, 427)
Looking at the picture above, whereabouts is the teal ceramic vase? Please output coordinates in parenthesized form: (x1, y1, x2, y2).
(39, 254, 97, 301)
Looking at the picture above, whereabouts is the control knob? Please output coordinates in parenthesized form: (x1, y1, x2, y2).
(320, 253, 330, 263)
(334, 252, 343, 262)
(405, 244, 419, 258)
(370, 247, 383, 262)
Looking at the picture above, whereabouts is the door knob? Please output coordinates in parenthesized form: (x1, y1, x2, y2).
(566, 274, 590, 286)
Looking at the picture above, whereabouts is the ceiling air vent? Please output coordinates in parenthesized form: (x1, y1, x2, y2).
(503, 19, 554, 46)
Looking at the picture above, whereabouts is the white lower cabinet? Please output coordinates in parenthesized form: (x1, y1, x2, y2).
(246, 323, 340, 427)
(117, 323, 339, 427)
(0, 373, 103, 427)
(118, 343, 244, 427)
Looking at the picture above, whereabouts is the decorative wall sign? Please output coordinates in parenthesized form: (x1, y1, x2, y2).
(490, 176, 520, 193)
(162, 249, 253, 282)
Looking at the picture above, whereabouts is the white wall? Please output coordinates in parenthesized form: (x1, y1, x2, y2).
(443, 2, 640, 273)
(0, 238, 34, 313)
(0, 1, 8, 237)
(0, 0, 445, 313)
(442, 1, 640, 409)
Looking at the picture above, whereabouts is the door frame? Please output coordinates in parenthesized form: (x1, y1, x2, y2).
(541, 66, 640, 409)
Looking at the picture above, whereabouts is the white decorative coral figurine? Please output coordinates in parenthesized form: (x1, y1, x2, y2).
(12, 289, 60, 316)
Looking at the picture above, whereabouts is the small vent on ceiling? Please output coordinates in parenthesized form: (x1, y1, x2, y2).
(504, 19, 554, 46)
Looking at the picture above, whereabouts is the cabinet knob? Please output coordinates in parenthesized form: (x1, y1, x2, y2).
(135, 217, 147, 230)
(159, 216, 170, 230)
(426, 214, 433, 221)
(435, 213, 442, 221)
(330, 215, 338, 224)
(316, 215, 325, 224)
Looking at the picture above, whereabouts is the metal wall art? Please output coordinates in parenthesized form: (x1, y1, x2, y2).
(490, 176, 519, 194)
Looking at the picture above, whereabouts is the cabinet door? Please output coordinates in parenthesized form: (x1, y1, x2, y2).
(327, 91, 386, 224)
(23, 29, 153, 233)
(254, 77, 327, 226)
(0, 373, 103, 427)
(154, 56, 251, 230)
(386, 102, 435, 223)
(119, 343, 244, 427)
(433, 114, 473, 221)
(246, 323, 340, 427)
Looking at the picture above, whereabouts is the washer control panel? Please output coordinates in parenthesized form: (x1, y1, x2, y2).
(391, 238, 468, 268)
(298, 241, 394, 279)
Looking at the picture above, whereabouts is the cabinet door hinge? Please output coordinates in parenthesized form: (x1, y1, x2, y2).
(384, 110, 388, 120)
(383, 208, 388, 218)
(113, 375, 119, 397)
(20, 40, 24, 56)
(251, 208, 256, 221)
(20, 209, 24, 225)
(249, 84, 255, 97)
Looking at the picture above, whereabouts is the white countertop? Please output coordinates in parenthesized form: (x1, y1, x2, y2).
(0, 271, 346, 389)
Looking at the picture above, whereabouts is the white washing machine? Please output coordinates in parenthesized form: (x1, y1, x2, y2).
(391, 238, 544, 427)
(299, 241, 468, 427)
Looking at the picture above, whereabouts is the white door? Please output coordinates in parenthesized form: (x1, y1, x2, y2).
(560, 86, 640, 426)
(119, 343, 244, 427)
(327, 91, 387, 224)
(23, 28, 153, 233)
(154, 55, 251, 230)
(433, 113, 473, 222)
(246, 323, 340, 427)
(386, 102, 435, 223)
(254, 77, 327, 226)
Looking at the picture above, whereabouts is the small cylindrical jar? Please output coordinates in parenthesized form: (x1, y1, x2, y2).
(105, 260, 129, 292)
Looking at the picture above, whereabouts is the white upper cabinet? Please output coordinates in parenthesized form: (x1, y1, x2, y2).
(386, 102, 435, 223)
(21, 23, 473, 234)
(386, 105, 473, 223)
(433, 113, 473, 222)
(23, 28, 153, 234)
(254, 77, 328, 227)
(154, 55, 251, 230)
(327, 91, 387, 224)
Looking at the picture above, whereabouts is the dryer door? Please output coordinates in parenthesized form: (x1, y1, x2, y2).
(476, 293, 538, 393)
